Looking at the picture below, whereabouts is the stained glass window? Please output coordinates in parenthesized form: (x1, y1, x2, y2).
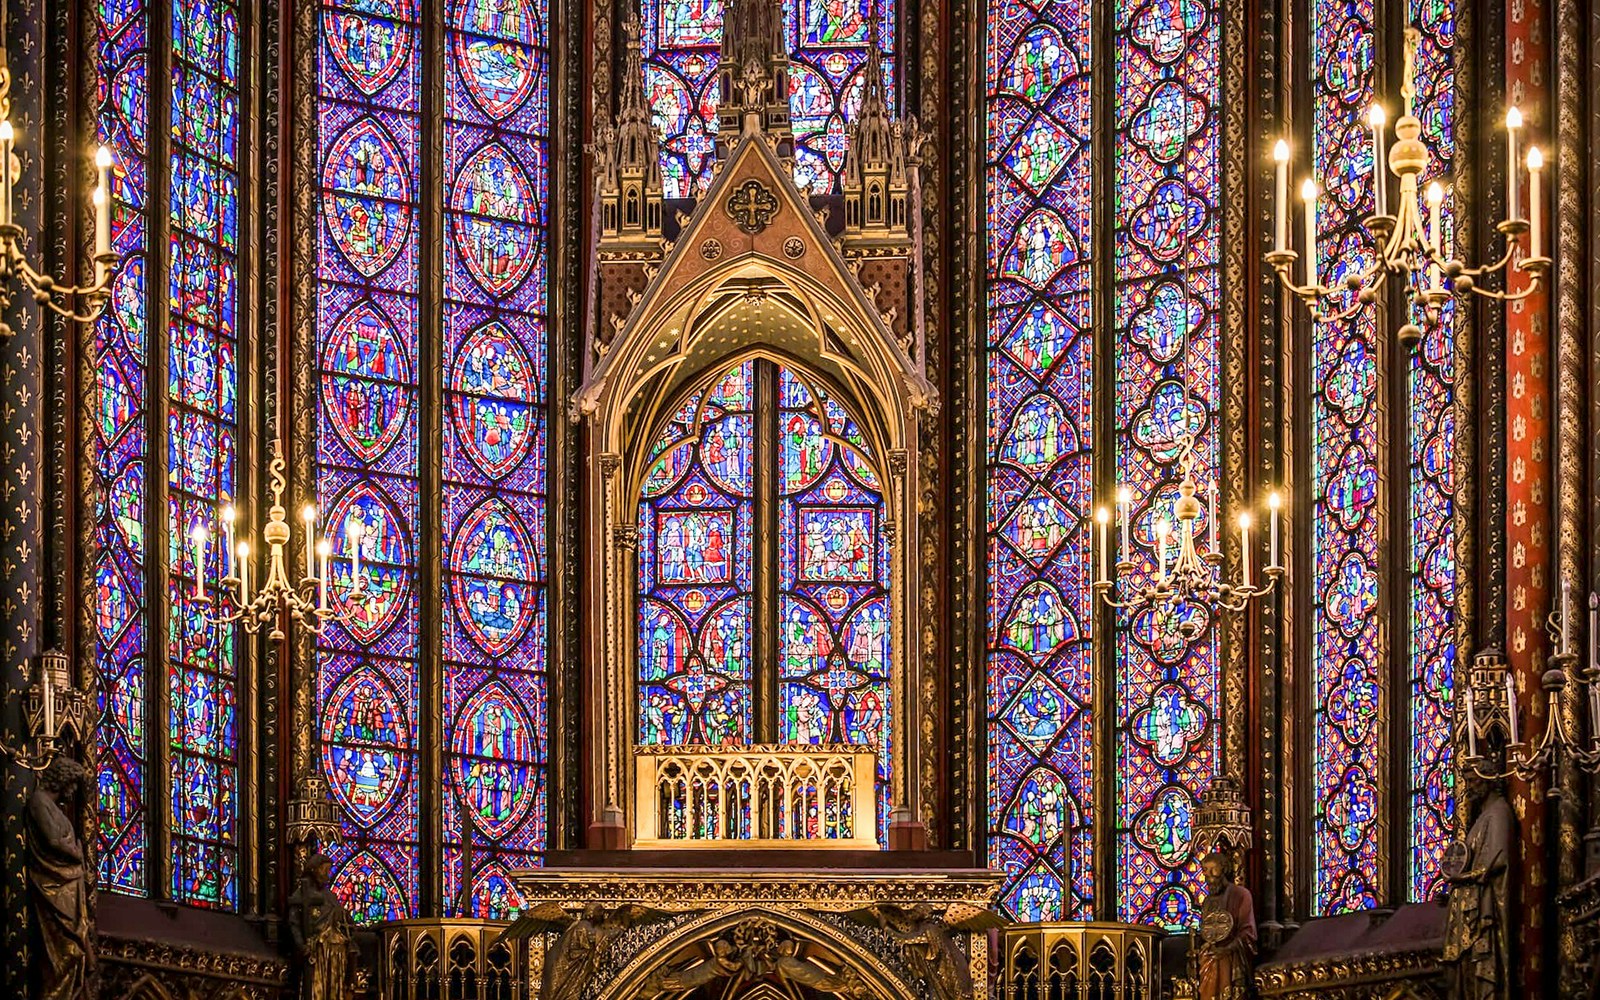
(315, 0, 551, 922)
(784, 0, 896, 193)
(91, 0, 245, 908)
(1309, 0, 1384, 913)
(1407, 0, 1456, 903)
(639, 364, 756, 746)
(777, 369, 892, 830)
(1112, 0, 1222, 929)
(642, 0, 895, 197)
(440, 0, 551, 919)
(316, 0, 425, 920)
(636, 362, 892, 835)
(984, 0, 1096, 921)
(166, 0, 243, 910)
(94, 0, 152, 897)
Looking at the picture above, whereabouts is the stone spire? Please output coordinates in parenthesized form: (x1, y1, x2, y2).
(842, 3, 911, 237)
(600, 14, 664, 244)
(716, 0, 793, 158)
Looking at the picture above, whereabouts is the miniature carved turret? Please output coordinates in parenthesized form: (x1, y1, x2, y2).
(842, 7, 911, 242)
(716, 0, 793, 158)
(600, 15, 665, 246)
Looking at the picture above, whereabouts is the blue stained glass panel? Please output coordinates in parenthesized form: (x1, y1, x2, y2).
(94, 0, 152, 897)
(316, 0, 424, 920)
(985, 0, 1096, 922)
(1310, 0, 1384, 914)
(1111, 0, 1222, 929)
(1407, 0, 1456, 903)
(441, 0, 551, 916)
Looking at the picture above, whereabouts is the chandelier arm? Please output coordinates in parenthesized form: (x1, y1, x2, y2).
(9, 247, 115, 321)
(1461, 268, 1547, 304)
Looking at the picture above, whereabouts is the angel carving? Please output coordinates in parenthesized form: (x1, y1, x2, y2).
(842, 903, 1004, 1000)
(514, 902, 671, 1000)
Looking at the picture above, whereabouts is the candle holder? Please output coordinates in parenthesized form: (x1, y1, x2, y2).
(1092, 433, 1284, 622)
(0, 49, 120, 338)
(197, 440, 367, 640)
(1460, 595, 1600, 781)
(1267, 28, 1547, 349)
(2, 649, 92, 770)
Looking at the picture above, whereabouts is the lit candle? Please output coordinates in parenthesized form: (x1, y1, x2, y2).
(1207, 480, 1218, 555)
(220, 503, 236, 576)
(0, 120, 14, 228)
(1301, 179, 1318, 289)
(1273, 139, 1290, 252)
(191, 524, 209, 598)
(1155, 519, 1171, 580)
(1267, 491, 1282, 569)
(348, 521, 364, 581)
(1426, 181, 1445, 289)
(1505, 107, 1522, 221)
(1367, 104, 1387, 212)
(1117, 486, 1132, 565)
(1095, 506, 1110, 584)
(1526, 146, 1543, 258)
(1505, 671, 1519, 745)
(1238, 513, 1253, 590)
(1465, 686, 1478, 758)
(302, 503, 318, 580)
(41, 658, 54, 738)
(91, 187, 110, 281)
(1589, 592, 1597, 672)
(237, 541, 251, 607)
(318, 539, 332, 609)
(94, 145, 113, 264)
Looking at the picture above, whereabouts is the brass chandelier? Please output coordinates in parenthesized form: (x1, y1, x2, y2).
(1266, 28, 1546, 346)
(192, 441, 369, 640)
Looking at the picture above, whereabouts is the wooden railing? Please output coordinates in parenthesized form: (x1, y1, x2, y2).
(998, 922, 1164, 1000)
(633, 743, 879, 848)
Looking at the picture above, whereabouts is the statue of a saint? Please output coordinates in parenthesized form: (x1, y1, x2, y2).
(26, 756, 94, 1000)
(286, 853, 359, 1000)
(1192, 851, 1255, 1000)
(1443, 774, 1513, 1000)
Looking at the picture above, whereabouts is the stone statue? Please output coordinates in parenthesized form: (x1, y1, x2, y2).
(1191, 851, 1256, 1000)
(518, 902, 670, 1000)
(26, 756, 94, 1000)
(286, 853, 358, 1000)
(844, 902, 1004, 1000)
(1443, 774, 1513, 1000)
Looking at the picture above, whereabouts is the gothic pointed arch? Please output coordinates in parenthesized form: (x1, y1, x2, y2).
(574, 128, 932, 845)
(606, 908, 917, 1000)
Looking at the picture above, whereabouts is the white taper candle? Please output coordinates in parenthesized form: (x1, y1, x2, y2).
(1505, 107, 1522, 221)
(1527, 146, 1544, 258)
(1238, 513, 1252, 590)
(1096, 507, 1110, 584)
(1273, 140, 1290, 252)
(1301, 179, 1318, 289)
(1506, 671, 1520, 745)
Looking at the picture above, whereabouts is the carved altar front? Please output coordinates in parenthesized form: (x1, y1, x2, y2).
(505, 860, 1000, 999)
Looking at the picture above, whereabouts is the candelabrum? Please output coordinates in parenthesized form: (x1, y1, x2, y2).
(1266, 28, 1547, 348)
(0, 48, 120, 338)
(193, 441, 367, 641)
(2, 649, 92, 770)
(1091, 434, 1284, 624)
(1460, 590, 1600, 781)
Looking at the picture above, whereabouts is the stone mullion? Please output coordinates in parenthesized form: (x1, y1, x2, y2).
(1247, 0, 1290, 938)
(284, 0, 320, 899)
(1552, 0, 1588, 986)
(1, 0, 48, 987)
